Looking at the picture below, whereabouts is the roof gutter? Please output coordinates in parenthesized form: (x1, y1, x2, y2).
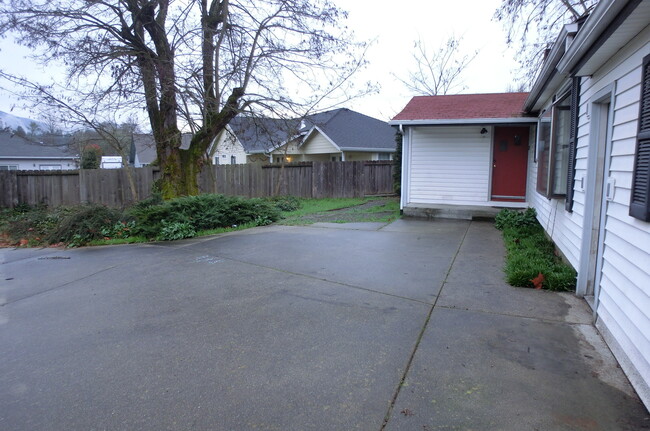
(388, 117, 536, 126)
(2, 156, 78, 159)
(339, 147, 396, 152)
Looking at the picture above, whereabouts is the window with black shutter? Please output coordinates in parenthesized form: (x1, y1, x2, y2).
(566, 77, 581, 212)
(630, 54, 650, 222)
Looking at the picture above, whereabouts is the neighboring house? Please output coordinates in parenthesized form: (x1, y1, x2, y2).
(392, 0, 650, 409)
(0, 131, 78, 170)
(130, 133, 158, 167)
(129, 133, 192, 168)
(212, 108, 396, 164)
(279, 108, 396, 162)
(212, 116, 298, 165)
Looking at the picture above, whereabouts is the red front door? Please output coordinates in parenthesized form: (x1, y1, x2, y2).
(491, 126, 529, 202)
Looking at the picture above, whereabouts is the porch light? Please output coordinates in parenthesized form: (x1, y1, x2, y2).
(480, 128, 488, 134)
(286, 156, 292, 162)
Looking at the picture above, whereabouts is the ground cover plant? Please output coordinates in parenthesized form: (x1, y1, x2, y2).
(127, 194, 281, 240)
(495, 208, 576, 291)
(1, 196, 398, 248)
(1, 194, 285, 247)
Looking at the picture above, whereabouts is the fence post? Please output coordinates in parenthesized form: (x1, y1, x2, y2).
(311, 162, 322, 198)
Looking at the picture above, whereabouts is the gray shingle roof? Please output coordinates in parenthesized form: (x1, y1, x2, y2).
(304, 108, 396, 151)
(227, 109, 396, 154)
(228, 116, 299, 153)
(132, 134, 157, 165)
(131, 109, 397, 163)
(0, 131, 77, 159)
(131, 133, 193, 165)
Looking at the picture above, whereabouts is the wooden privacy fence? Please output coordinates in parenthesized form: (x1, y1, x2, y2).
(0, 161, 394, 208)
(0, 168, 156, 208)
(201, 161, 394, 198)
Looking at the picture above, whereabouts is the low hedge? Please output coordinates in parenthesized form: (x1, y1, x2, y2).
(2, 194, 283, 246)
(495, 208, 576, 291)
(128, 193, 281, 240)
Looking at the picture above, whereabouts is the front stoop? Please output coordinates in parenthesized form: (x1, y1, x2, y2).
(403, 204, 524, 221)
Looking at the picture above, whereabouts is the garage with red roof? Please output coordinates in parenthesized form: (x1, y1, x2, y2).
(390, 93, 536, 217)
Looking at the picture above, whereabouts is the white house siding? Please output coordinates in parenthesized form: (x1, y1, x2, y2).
(344, 151, 390, 161)
(301, 130, 339, 154)
(408, 127, 491, 204)
(529, 28, 650, 406)
(590, 34, 650, 406)
(526, 115, 585, 268)
(212, 131, 249, 164)
(271, 140, 301, 158)
(0, 158, 77, 170)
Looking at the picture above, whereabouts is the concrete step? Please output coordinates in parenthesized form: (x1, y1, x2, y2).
(403, 204, 523, 221)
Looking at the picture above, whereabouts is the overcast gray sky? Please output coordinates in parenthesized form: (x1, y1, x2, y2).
(343, 0, 519, 120)
(0, 0, 518, 123)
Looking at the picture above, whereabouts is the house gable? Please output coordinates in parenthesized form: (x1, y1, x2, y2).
(212, 127, 248, 164)
(300, 127, 341, 154)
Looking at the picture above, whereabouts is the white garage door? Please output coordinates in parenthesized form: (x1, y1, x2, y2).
(409, 127, 491, 204)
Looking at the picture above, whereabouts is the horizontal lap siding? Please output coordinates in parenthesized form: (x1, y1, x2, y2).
(213, 133, 249, 165)
(302, 132, 338, 154)
(589, 31, 650, 405)
(409, 127, 490, 204)
(527, 110, 586, 269)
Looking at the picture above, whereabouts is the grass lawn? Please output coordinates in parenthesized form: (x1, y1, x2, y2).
(279, 197, 400, 225)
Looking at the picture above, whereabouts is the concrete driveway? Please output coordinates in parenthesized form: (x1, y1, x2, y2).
(1, 219, 648, 430)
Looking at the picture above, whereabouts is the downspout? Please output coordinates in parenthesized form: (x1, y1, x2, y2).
(399, 124, 407, 211)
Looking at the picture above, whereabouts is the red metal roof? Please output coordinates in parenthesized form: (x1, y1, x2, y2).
(392, 92, 529, 121)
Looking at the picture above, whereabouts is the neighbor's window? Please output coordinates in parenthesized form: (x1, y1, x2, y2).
(0, 165, 18, 170)
(230, 155, 236, 165)
(536, 92, 571, 198)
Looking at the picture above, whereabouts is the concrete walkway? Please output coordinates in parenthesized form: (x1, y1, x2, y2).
(1, 219, 648, 430)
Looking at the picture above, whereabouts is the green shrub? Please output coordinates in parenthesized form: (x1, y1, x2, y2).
(47, 205, 123, 246)
(267, 195, 301, 212)
(132, 192, 164, 210)
(497, 208, 576, 291)
(128, 194, 280, 239)
(495, 207, 538, 230)
(101, 220, 136, 239)
(128, 203, 174, 238)
(157, 220, 196, 241)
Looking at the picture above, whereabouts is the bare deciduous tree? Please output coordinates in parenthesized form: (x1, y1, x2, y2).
(0, 0, 370, 198)
(395, 36, 478, 96)
(494, 0, 597, 86)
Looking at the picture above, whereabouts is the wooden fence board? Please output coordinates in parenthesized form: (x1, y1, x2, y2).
(0, 161, 394, 208)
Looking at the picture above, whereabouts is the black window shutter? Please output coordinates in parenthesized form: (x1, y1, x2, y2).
(566, 76, 581, 212)
(630, 54, 650, 221)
